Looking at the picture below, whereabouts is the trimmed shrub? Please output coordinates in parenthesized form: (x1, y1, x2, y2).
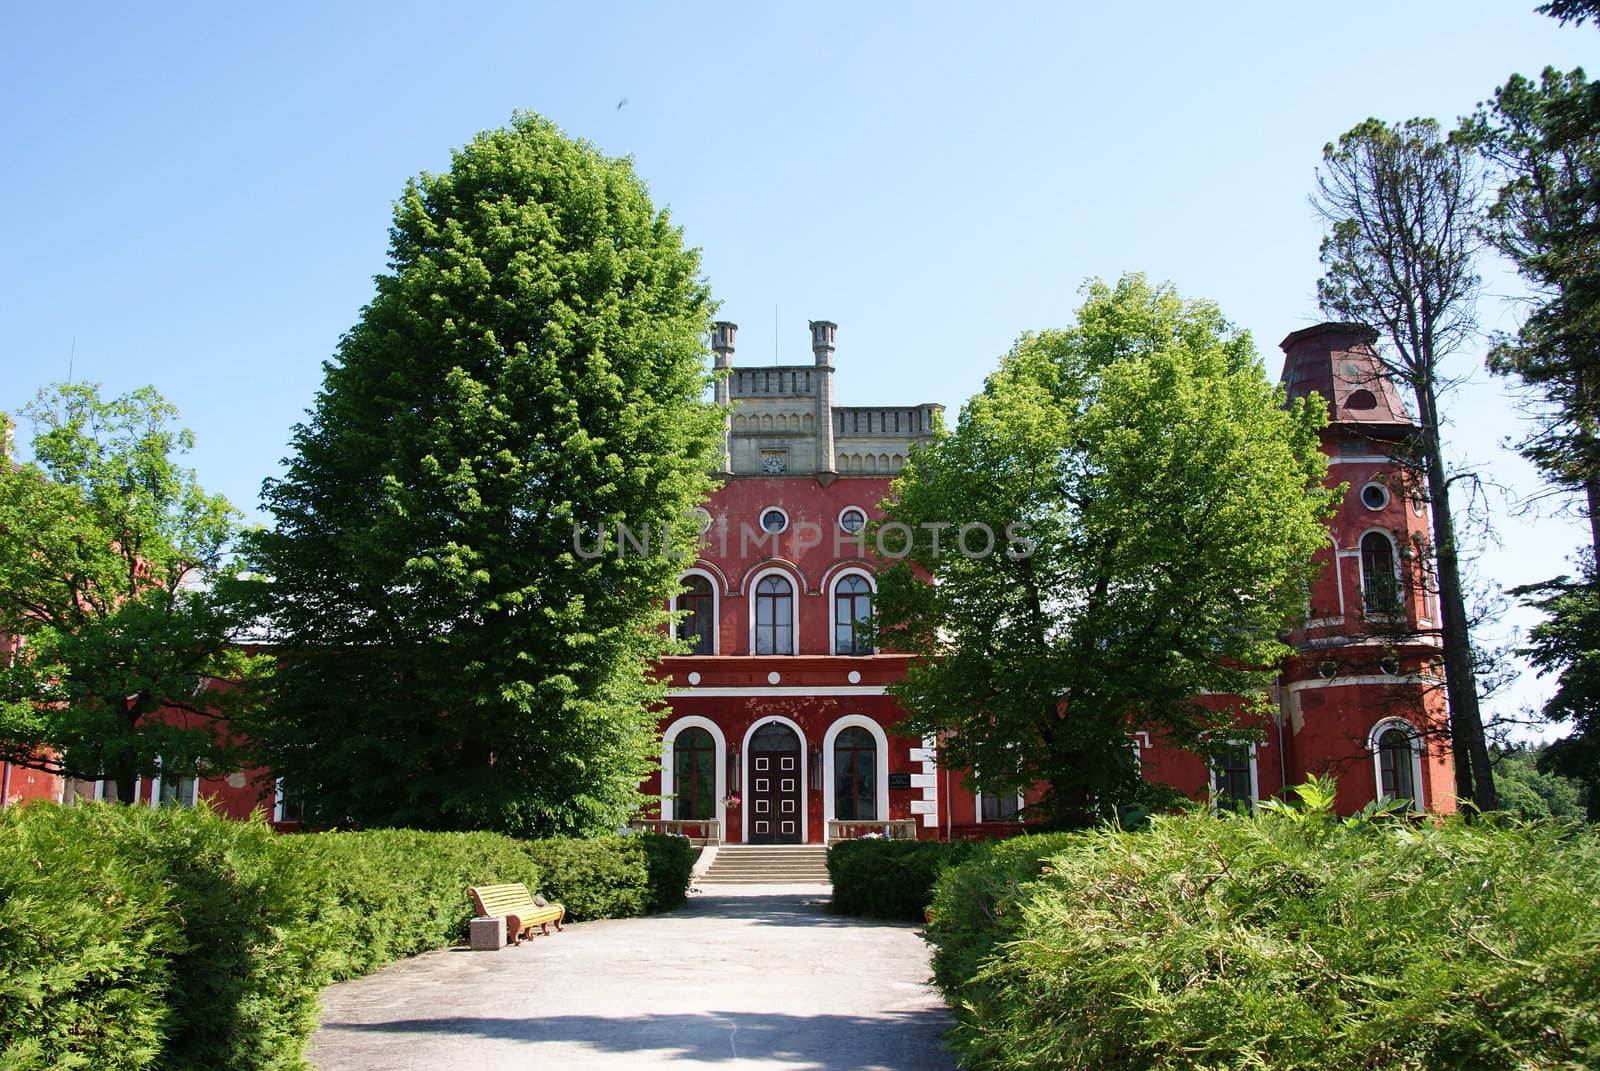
(637, 832, 696, 913)
(0, 803, 322, 1071)
(275, 828, 546, 981)
(930, 793, 1600, 1071)
(0, 807, 697, 1071)
(827, 839, 979, 921)
(924, 832, 1079, 995)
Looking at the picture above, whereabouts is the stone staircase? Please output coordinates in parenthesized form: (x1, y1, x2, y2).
(698, 845, 831, 885)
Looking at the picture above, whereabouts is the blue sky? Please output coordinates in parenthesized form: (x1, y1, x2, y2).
(2, 1, 1594, 732)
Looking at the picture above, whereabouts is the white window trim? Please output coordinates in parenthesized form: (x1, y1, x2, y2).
(1356, 528, 1402, 613)
(747, 566, 801, 656)
(661, 717, 727, 838)
(1359, 481, 1391, 511)
(740, 715, 808, 843)
(974, 787, 1025, 823)
(1368, 717, 1425, 812)
(821, 715, 890, 840)
(836, 505, 868, 535)
(758, 505, 790, 534)
(1208, 742, 1260, 812)
(147, 757, 199, 809)
(272, 778, 302, 823)
(670, 568, 720, 656)
(827, 568, 877, 656)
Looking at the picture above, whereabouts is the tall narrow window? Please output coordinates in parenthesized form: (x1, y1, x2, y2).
(1212, 747, 1253, 813)
(833, 727, 878, 821)
(834, 575, 873, 655)
(1361, 532, 1400, 612)
(673, 727, 716, 821)
(1378, 727, 1417, 808)
(676, 575, 714, 654)
(755, 575, 794, 655)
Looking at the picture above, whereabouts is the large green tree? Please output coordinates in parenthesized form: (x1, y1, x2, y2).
(244, 112, 723, 837)
(0, 384, 269, 805)
(1311, 117, 1500, 813)
(875, 276, 1336, 828)
(1468, 67, 1600, 553)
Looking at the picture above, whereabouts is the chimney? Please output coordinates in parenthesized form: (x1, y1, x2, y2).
(810, 321, 837, 477)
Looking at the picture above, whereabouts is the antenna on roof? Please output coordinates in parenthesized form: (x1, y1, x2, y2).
(67, 336, 76, 384)
(774, 303, 779, 365)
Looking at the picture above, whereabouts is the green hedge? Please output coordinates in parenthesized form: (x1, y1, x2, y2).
(0, 804, 696, 1071)
(924, 832, 1079, 996)
(826, 838, 980, 921)
(928, 795, 1600, 1071)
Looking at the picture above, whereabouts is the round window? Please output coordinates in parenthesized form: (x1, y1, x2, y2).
(1379, 656, 1401, 676)
(839, 507, 867, 534)
(692, 508, 713, 534)
(1360, 483, 1389, 510)
(1317, 660, 1339, 680)
(760, 508, 788, 534)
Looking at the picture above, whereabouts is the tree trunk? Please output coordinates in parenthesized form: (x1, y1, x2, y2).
(1585, 475, 1600, 563)
(1416, 378, 1499, 814)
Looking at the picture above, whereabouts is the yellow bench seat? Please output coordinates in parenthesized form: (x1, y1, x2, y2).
(468, 882, 565, 945)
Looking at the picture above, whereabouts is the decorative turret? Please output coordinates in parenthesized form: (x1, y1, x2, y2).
(1280, 322, 1412, 429)
(810, 321, 837, 476)
(712, 321, 737, 472)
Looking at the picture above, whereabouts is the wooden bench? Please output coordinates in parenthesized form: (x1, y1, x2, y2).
(468, 883, 566, 945)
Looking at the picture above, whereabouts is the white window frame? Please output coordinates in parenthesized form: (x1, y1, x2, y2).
(974, 786, 1025, 823)
(272, 778, 305, 823)
(1368, 717, 1425, 812)
(147, 757, 199, 809)
(670, 568, 720, 656)
(828, 568, 877, 656)
(661, 716, 727, 837)
(1208, 742, 1260, 812)
(747, 566, 800, 656)
(821, 715, 890, 838)
(1357, 528, 1402, 614)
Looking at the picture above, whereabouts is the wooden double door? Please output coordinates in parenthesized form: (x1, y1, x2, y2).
(748, 721, 802, 844)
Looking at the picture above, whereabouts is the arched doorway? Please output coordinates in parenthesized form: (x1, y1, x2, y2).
(748, 720, 802, 844)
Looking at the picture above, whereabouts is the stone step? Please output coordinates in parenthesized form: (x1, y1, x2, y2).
(700, 844, 832, 885)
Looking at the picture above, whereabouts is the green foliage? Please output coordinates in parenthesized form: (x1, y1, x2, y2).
(1516, 562, 1600, 818)
(876, 274, 1335, 828)
(826, 839, 981, 921)
(924, 832, 1079, 996)
(0, 805, 694, 1071)
(1468, 67, 1600, 539)
(1490, 744, 1590, 822)
(637, 832, 697, 913)
(927, 784, 1600, 1071)
(0, 803, 321, 1071)
(245, 111, 724, 839)
(0, 384, 270, 801)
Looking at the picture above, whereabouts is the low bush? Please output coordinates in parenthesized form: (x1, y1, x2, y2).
(0, 806, 697, 1071)
(930, 782, 1600, 1071)
(827, 838, 979, 921)
(0, 804, 322, 1071)
(924, 832, 1079, 995)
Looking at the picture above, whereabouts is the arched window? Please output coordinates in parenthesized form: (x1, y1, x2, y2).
(676, 575, 714, 654)
(1361, 532, 1400, 612)
(673, 727, 716, 821)
(755, 575, 794, 655)
(833, 727, 877, 821)
(834, 574, 873, 655)
(1377, 726, 1417, 808)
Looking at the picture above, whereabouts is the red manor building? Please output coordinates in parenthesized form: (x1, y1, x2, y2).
(2, 321, 1454, 833)
(639, 319, 1455, 847)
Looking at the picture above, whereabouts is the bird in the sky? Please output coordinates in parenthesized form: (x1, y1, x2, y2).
(616, 97, 628, 111)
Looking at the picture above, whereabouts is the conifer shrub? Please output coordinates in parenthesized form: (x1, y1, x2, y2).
(0, 807, 696, 1071)
(0, 803, 322, 1071)
(923, 832, 1079, 995)
(827, 839, 980, 920)
(929, 780, 1600, 1071)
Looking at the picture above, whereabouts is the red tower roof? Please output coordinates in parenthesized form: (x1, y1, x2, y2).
(1279, 323, 1412, 428)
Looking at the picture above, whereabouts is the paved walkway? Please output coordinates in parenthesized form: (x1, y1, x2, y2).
(308, 885, 956, 1070)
